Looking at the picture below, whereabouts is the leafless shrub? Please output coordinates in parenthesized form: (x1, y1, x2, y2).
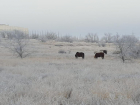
(0, 30, 28, 39)
(7, 30, 28, 39)
(114, 35, 139, 62)
(59, 35, 73, 43)
(38, 32, 58, 42)
(129, 44, 140, 59)
(4, 30, 30, 58)
(38, 35, 47, 42)
(101, 33, 113, 43)
(30, 33, 39, 39)
(112, 33, 120, 43)
(58, 50, 66, 54)
(45, 32, 57, 40)
(85, 33, 99, 43)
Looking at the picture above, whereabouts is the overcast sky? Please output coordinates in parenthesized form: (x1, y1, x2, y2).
(1, 0, 140, 37)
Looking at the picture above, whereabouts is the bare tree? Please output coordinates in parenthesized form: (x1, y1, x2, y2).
(5, 30, 30, 58)
(102, 33, 113, 43)
(114, 35, 139, 62)
(85, 33, 99, 43)
(112, 33, 120, 43)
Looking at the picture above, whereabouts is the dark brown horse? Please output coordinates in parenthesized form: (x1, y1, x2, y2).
(94, 52, 104, 59)
(75, 52, 84, 59)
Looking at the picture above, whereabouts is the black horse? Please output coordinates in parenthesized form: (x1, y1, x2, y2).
(75, 52, 84, 59)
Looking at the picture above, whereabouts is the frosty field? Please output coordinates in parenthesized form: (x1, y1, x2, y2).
(0, 39, 140, 105)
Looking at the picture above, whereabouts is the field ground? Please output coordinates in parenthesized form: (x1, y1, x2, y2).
(0, 39, 140, 105)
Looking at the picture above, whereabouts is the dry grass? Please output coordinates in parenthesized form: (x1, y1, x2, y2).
(0, 39, 140, 105)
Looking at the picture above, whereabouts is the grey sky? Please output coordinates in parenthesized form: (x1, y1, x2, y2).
(1, 0, 140, 37)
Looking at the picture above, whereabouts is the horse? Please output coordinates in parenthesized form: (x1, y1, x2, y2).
(75, 52, 84, 59)
(94, 52, 104, 59)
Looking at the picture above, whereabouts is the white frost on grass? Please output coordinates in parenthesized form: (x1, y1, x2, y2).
(0, 39, 140, 105)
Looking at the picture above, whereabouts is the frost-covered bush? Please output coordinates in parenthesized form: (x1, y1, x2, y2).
(4, 30, 30, 58)
(102, 33, 113, 43)
(38, 35, 47, 42)
(85, 33, 99, 43)
(45, 32, 57, 40)
(59, 35, 73, 43)
(114, 35, 139, 62)
(38, 32, 58, 42)
(129, 44, 140, 59)
(30, 34, 39, 39)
